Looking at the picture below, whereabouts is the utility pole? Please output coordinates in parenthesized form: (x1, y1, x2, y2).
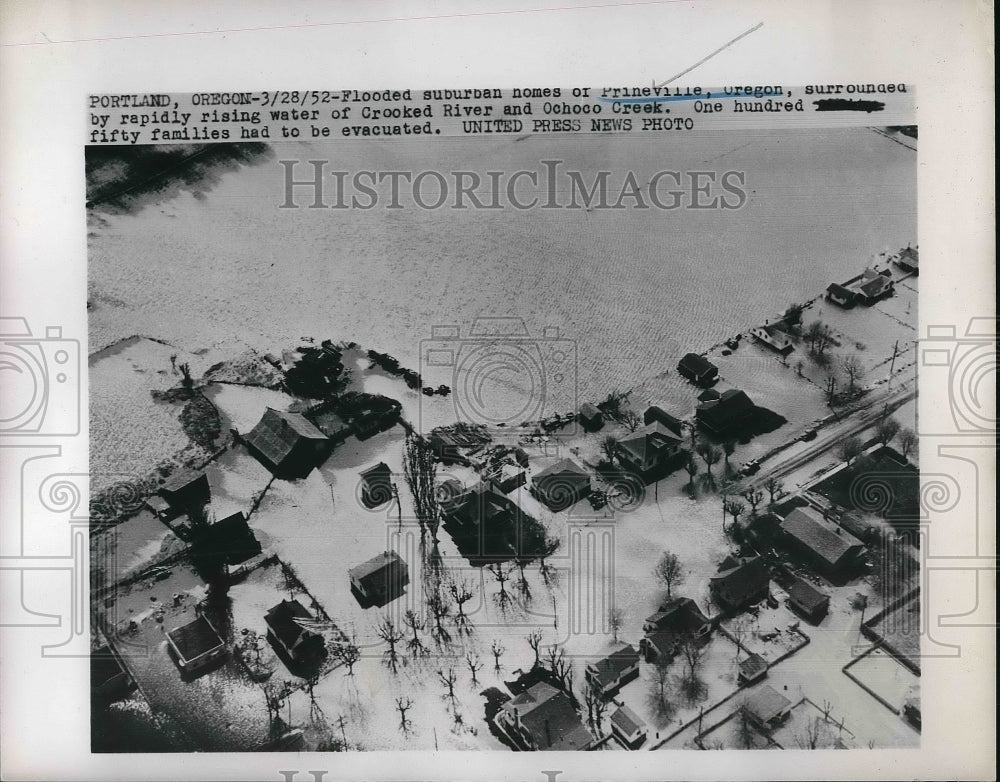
(336, 714, 347, 747)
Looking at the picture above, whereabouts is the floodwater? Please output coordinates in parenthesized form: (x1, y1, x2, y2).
(88, 129, 916, 422)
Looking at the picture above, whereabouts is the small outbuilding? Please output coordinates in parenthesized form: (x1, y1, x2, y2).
(166, 615, 227, 676)
(348, 550, 409, 608)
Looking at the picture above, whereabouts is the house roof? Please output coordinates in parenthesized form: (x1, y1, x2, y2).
(360, 461, 392, 480)
(696, 389, 755, 431)
(348, 550, 405, 582)
(610, 705, 645, 735)
(644, 629, 680, 655)
(579, 402, 602, 419)
(709, 556, 770, 607)
(587, 644, 639, 687)
(744, 684, 791, 723)
(161, 469, 207, 495)
(534, 458, 589, 480)
(618, 423, 683, 466)
(643, 406, 684, 436)
(858, 275, 891, 298)
(697, 388, 721, 402)
(781, 507, 865, 568)
(645, 597, 710, 634)
(738, 653, 768, 681)
(166, 616, 224, 661)
(243, 408, 328, 468)
(788, 576, 830, 612)
(444, 480, 518, 527)
(826, 282, 856, 299)
(265, 599, 318, 648)
(503, 682, 592, 750)
(678, 352, 717, 376)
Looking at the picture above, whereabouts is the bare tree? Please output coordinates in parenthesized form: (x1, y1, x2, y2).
(538, 534, 561, 586)
(335, 636, 361, 675)
(376, 615, 405, 673)
(722, 439, 737, 469)
(840, 353, 865, 394)
(395, 696, 414, 734)
(545, 645, 574, 694)
(403, 608, 428, 658)
(607, 607, 624, 644)
(683, 452, 700, 489)
(725, 499, 746, 531)
(898, 427, 917, 459)
(526, 630, 544, 667)
(583, 680, 608, 734)
(647, 658, 674, 723)
(448, 578, 476, 635)
(696, 439, 723, 482)
(620, 408, 642, 432)
(736, 704, 757, 749)
(730, 618, 748, 661)
(437, 667, 458, 704)
(794, 715, 823, 749)
(426, 587, 453, 648)
(490, 639, 505, 674)
(837, 436, 864, 466)
(875, 416, 901, 447)
(600, 435, 619, 464)
(824, 374, 838, 406)
(465, 652, 483, 686)
(654, 551, 685, 599)
(763, 476, 785, 506)
(512, 556, 533, 605)
(402, 433, 441, 541)
(488, 562, 514, 613)
(742, 486, 764, 518)
(806, 321, 833, 356)
(678, 632, 705, 692)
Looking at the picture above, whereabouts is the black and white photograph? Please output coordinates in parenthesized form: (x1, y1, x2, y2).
(0, 2, 994, 780)
(85, 119, 922, 752)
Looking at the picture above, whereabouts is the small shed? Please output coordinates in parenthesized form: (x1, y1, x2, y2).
(610, 705, 647, 748)
(742, 684, 792, 730)
(349, 550, 409, 608)
(165, 615, 227, 676)
(578, 402, 604, 432)
(737, 653, 769, 686)
(159, 469, 211, 512)
(359, 462, 393, 508)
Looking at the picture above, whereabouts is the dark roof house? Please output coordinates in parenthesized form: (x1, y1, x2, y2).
(578, 402, 604, 432)
(850, 267, 895, 304)
(616, 422, 684, 480)
(348, 550, 409, 608)
(359, 462, 393, 508)
(826, 282, 857, 307)
(497, 682, 592, 751)
(159, 469, 211, 512)
(643, 406, 684, 437)
(677, 353, 719, 386)
(199, 510, 261, 564)
(780, 506, 867, 579)
(242, 408, 331, 478)
(265, 599, 326, 667)
(709, 555, 770, 612)
(787, 576, 831, 623)
(585, 644, 640, 698)
(640, 597, 711, 662)
(531, 458, 591, 511)
(895, 246, 919, 273)
(696, 388, 756, 437)
(165, 615, 227, 675)
(738, 652, 769, 685)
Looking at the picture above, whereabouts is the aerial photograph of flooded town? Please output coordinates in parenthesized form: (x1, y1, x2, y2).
(87, 125, 921, 752)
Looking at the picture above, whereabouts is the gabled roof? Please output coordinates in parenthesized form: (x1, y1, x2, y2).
(161, 469, 208, 495)
(265, 599, 318, 648)
(643, 406, 684, 436)
(243, 408, 328, 468)
(618, 422, 683, 465)
(348, 550, 405, 582)
(743, 684, 791, 723)
(444, 480, 517, 527)
(858, 274, 891, 298)
(503, 682, 591, 750)
(645, 597, 710, 634)
(587, 644, 639, 687)
(166, 616, 224, 661)
(709, 556, 770, 607)
(579, 402, 602, 419)
(678, 352, 717, 375)
(781, 507, 865, 568)
(697, 389, 755, 431)
(788, 576, 830, 613)
(534, 458, 589, 480)
(610, 704, 645, 735)
(827, 282, 856, 299)
(697, 388, 721, 403)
